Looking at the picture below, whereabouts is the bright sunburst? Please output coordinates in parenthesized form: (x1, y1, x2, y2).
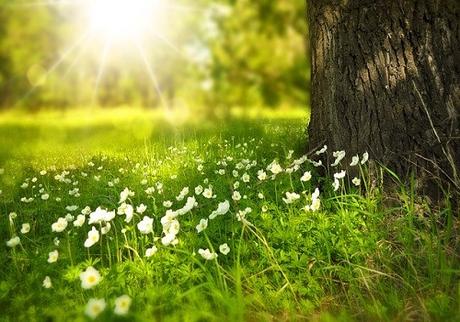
(89, 0, 163, 40)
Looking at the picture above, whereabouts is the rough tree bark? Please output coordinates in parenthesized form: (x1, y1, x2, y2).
(307, 0, 460, 197)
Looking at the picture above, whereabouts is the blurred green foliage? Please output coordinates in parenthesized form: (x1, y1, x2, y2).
(0, 0, 308, 110)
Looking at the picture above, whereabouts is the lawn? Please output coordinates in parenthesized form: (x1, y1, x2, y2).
(0, 108, 458, 321)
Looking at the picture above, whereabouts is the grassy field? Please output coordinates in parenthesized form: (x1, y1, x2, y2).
(0, 108, 459, 321)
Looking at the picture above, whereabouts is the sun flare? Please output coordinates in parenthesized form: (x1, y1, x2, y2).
(89, 0, 162, 40)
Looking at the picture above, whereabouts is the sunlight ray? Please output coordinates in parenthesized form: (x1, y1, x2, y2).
(91, 38, 112, 105)
(134, 40, 169, 110)
(3, 0, 84, 8)
(62, 34, 94, 78)
(147, 28, 187, 60)
(17, 31, 91, 105)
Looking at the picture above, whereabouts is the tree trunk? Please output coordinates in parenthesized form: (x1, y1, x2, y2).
(307, 0, 460, 196)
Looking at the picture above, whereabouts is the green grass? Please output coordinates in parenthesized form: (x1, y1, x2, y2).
(0, 107, 459, 321)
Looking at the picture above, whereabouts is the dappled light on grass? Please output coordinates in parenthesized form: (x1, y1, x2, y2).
(0, 108, 458, 321)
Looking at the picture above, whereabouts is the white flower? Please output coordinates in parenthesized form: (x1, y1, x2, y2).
(332, 178, 340, 191)
(233, 181, 240, 189)
(305, 188, 321, 212)
(119, 187, 134, 204)
(203, 187, 213, 199)
(21, 223, 30, 234)
(334, 170, 346, 179)
(21, 182, 29, 189)
(197, 164, 204, 171)
(232, 170, 239, 177)
(209, 200, 230, 219)
(88, 207, 115, 224)
(257, 170, 267, 181)
(198, 248, 218, 260)
(176, 187, 189, 201)
(6, 236, 20, 247)
(331, 150, 346, 167)
(81, 206, 91, 215)
(137, 216, 154, 234)
(236, 207, 252, 222)
(114, 295, 132, 316)
(219, 243, 230, 255)
(163, 200, 173, 208)
(51, 217, 68, 233)
(315, 145, 327, 155)
(85, 298, 106, 319)
(101, 223, 111, 235)
(242, 173, 250, 183)
(194, 185, 203, 195)
(47, 250, 59, 263)
(232, 191, 241, 201)
(145, 187, 155, 195)
(9, 212, 17, 221)
(268, 161, 283, 174)
(350, 155, 359, 166)
(136, 204, 147, 214)
(161, 233, 178, 246)
(352, 177, 361, 186)
(145, 246, 158, 257)
(310, 159, 323, 167)
(41, 193, 49, 200)
(80, 266, 102, 289)
(301, 171, 312, 182)
(361, 152, 369, 165)
(73, 215, 85, 227)
(176, 196, 197, 216)
(43, 276, 52, 288)
(53, 237, 60, 246)
(40, 170, 47, 175)
(196, 218, 208, 233)
(283, 192, 300, 204)
(258, 192, 264, 199)
(65, 213, 74, 222)
(84, 226, 100, 248)
(65, 205, 78, 212)
(163, 219, 180, 236)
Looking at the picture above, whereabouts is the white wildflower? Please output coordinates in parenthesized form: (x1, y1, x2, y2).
(352, 177, 361, 186)
(43, 276, 52, 288)
(361, 152, 369, 164)
(21, 223, 30, 234)
(331, 150, 346, 167)
(231, 190, 241, 201)
(350, 155, 359, 166)
(196, 218, 208, 233)
(315, 145, 327, 155)
(136, 204, 147, 214)
(80, 266, 102, 289)
(6, 236, 20, 247)
(47, 250, 59, 263)
(73, 215, 85, 227)
(51, 217, 68, 233)
(85, 298, 106, 319)
(301, 171, 312, 182)
(334, 170, 346, 179)
(219, 243, 230, 255)
(283, 192, 300, 204)
(84, 226, 100, 248)
(198, 248, 218, 260)
(114, 295, 132, 316)
(137, 216, 154, 234)
(145, 246, 158, 257)
(119, 187, 134, 204)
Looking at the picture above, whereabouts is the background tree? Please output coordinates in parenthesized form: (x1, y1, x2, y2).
(307, 0, 459, 196)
